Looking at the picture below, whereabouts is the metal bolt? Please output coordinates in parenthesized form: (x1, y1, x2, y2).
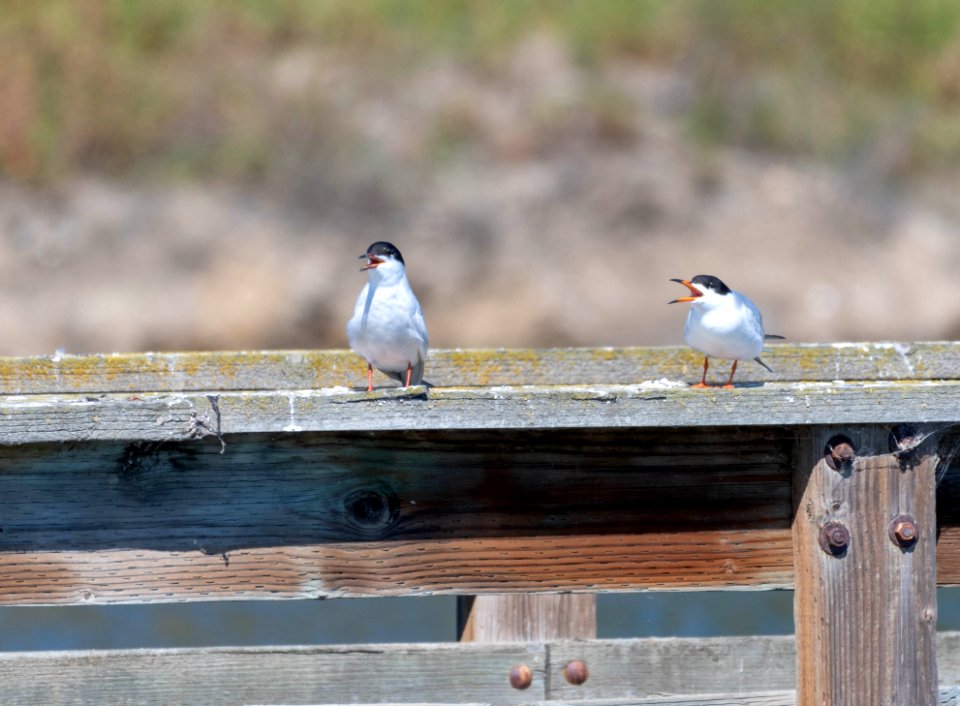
(563, 660, 589, 686)
(818, 521, 850, 556)
(824, 435, 855, 472)
(889, 514, 918, 548)
(509, 664, 532, 690)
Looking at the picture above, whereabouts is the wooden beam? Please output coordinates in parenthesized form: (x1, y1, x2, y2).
(457, 595, 596, 642)
(0, 428, 792, 605)
(0, 643, 546, 705)
(0, 634, 959, 704)
(792, 427, 938, 705)
(3, 380, 960, 445)
(0, 343, 957, 394)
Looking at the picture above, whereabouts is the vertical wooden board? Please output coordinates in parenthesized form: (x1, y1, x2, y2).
(457, 595, 596, 642)
(793, 427, 938, 706)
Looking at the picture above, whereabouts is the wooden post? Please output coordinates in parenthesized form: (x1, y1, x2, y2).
(793, 426, 938, 705)
(457, 595, 596, 642)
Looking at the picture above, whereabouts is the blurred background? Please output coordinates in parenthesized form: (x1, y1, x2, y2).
(3, 0, 960, 649)
(2, 0, 960, 356)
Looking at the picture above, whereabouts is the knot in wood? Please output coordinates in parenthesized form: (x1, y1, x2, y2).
(889, 514, 918, 548)
(509, 663, 532, 690)
(818, 521, 849, 556)
(563, 659, 589, 685)
(342, 488, 399, 536)
(824, 435, 855, 472)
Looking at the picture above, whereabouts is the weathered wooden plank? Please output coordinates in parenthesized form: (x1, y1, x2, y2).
(0, 428, 792, 548)
(528, 695, 795, 706)
(0, 342, 956, 395)
(0, 636, 959, 705)
(547, 636, 797, 699)
(0, 643, 546, 705)
(3, 380, 960, 444)
(527, 691, 960, 705)
(0, 428, 793, 604)
(792, 427, 938, 705)
(0, 531, 794, 605)
(457, 595, 597, 642)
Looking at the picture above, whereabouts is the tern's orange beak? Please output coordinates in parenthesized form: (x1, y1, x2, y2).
(359, 253, 383, 271)
(669, 278, 702, 304)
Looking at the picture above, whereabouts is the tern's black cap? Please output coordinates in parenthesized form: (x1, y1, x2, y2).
(362, 241, 404, 265)
(690, 274, 730, 295)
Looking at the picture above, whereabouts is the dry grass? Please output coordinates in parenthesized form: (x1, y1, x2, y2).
(2, 1, 960, 183)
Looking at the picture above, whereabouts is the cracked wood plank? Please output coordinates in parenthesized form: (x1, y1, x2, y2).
(2, 380, 960, 444)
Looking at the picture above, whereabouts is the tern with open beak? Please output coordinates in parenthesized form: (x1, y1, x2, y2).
(347, 241, 429, 392)
(669, 274, 783, 388)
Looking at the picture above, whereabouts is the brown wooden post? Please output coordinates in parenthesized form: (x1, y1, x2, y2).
(793, 426, 938, 705)
(457, 595, 596, 642)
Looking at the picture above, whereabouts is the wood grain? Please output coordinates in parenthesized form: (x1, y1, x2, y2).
(0, 643, 547, 705)
(0, 342, 957, 395)
(0, 635, 958, 705)
(792, 427, 938, 706)
(457, 595, 597, 642)
(0, 530, 794, 605)
(4, 380, 960, 445)
(0, 428, 794, 604)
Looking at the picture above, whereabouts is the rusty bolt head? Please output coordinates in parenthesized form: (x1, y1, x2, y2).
(889, 514, 918, 548)
(818, 521, 850, 556)
(563, 660, 589, 686)
(824, 435, 855, 472)
(509, 664, 532, 690)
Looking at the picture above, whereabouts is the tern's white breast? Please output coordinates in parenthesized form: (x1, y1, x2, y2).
(347, 279, 428, 372)
(683, 293, 764, 360)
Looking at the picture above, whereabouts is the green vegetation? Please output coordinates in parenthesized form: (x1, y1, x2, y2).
(2, 0, 960, 182)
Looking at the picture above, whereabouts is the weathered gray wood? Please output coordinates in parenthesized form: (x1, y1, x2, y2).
(173, 693, 960, 706)
(0, 643, 546, 705)
(457, 595, 597, 642)
(547, 637, 796, 699)
(793, 427, 938, 705)
(1, 635, 958, 705)
(528, 694, 795, 705)
(0, 343, 956, 395)
(938, 632, 960, 683)
(0, 428, 793, 604)
(3, 380, 960, 445)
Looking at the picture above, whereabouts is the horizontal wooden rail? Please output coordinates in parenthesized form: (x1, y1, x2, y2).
(2, 634, 960, 705)
(0, 344, 959, 445)
(0, 347, 959, 605)
(4, 380, 960, 444)
(0, 342, 957, 395)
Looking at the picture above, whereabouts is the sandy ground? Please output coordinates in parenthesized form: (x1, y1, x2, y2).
(2, 40, 959, 359)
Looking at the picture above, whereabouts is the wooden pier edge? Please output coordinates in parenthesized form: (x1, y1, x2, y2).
(0, 345, 958, 704)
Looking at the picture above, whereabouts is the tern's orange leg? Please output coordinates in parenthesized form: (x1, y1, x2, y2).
(405, 362, 413, 387)
(721, 360, 739, 389)
(690, 356, 710, 388)
(367, 363, 374, 392)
